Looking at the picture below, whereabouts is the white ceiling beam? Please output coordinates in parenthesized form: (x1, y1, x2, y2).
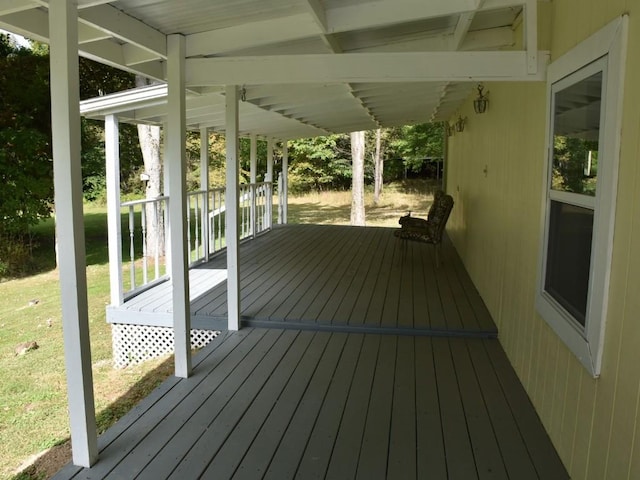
(524, 0, 537, 74)
(186, 51, 548, 86)
(452, 11, 477, 50)
(78, 4, 166, 58)
(324, 0, 482, 34)
(302, 0, 327, 32)
(80, 39, 165, 81)
(186, 14, 320, 57)
(0, 0, 38, 15)
(123, 43, 162, 66)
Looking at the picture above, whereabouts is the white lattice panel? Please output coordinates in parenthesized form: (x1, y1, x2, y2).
(112, 324, 220, 368)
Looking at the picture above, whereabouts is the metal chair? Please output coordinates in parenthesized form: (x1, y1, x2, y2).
(394, 192, 454, 266)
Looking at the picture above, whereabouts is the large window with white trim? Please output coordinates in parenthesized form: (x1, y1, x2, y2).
(536, 17, 627, 377)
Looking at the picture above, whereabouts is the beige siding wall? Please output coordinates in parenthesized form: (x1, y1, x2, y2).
(446, 1, 640, 479)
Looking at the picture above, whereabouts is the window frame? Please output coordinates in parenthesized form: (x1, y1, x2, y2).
(535, 16, 627, 377)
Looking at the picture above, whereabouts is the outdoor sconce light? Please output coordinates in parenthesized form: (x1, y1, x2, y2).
(444, 122, 454, 137)
(455, 116, 466, 132)
(473, 83, 489, 114)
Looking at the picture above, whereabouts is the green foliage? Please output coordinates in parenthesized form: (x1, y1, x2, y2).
(288, 134, 353, 193)
(552, 135, 598, 195)
(0, 45, 53, 244)
(388, 122, 444, 172)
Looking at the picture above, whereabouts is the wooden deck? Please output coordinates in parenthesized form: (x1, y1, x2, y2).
(54, 328, 568, 479)
(109, 225, 497, 337)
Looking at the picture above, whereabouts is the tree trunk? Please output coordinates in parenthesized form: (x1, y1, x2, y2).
(136, 75, 165, 258)
(350, 131, 366, 226)
(373, 128, 384, 205)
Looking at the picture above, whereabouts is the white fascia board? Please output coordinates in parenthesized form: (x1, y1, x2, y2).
(186, 51, 548, 86)
(80, 84, 167, 116)
(78, 4, 166, 58)
(186, 14, 320, 57)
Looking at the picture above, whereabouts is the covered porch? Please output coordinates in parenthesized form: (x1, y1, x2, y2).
(108, 224, 497, 336)
(54, 225, 568, 480)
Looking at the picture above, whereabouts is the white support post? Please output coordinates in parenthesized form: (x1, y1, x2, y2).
(250, 134, 257, 237)
(282, 140, 289, 224)
(49, 0, 97, 467)
(250, 134, 257, 184)
(200, 127, 210, 260)
(225, 86, 241, 331)
(266, 137, 274, 182)
(266, 138, 274, 228)
(105, 115, 123, 306)
(167, 34, 191, 378)
(277, 172, 283, 224)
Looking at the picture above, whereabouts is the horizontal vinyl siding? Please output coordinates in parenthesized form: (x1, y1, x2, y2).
(445, 1, 640, 478)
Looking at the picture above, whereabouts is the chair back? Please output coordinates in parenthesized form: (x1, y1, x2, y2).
(427, 194, 454, 244)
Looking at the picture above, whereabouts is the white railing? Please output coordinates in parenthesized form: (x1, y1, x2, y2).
(120, 196, 169, 299)
(117, 183, 272, 300)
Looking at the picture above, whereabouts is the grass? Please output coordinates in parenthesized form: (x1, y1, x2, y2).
(0, 179, 436, 479)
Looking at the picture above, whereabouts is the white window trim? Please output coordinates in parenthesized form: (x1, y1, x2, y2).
(535, 16, 628, 377)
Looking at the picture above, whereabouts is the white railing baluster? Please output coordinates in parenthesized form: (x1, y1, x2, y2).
(141, 206, 148, 285)
(154, 201, 160, 280)
(128, 205, 136, 290)
(186, 195, 192, 263)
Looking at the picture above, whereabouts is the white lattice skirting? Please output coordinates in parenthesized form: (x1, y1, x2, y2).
(112, 324, 220, 368)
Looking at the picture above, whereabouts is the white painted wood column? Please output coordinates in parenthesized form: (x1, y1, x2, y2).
(250, 134, 257, 184)
(105, 115, 123, 306)
(249, 134, 257, 237)
(200, 127, 210, 261)
(266, 138, 274, 228)
(225, 86, 241, 331)
(266, 137, 274, 182)
(166, 34, 191, 378)
(48, 0, 97, 467)
(282, 140, 289, 224)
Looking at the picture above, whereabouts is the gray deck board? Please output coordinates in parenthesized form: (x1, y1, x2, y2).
(109, 225, 498, 337)
(54, 330, 569, 480)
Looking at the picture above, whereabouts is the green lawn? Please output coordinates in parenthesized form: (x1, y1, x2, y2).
(0, 181, 436, 479)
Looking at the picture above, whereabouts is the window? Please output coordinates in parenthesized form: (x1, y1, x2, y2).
(536, 17, 627, 377)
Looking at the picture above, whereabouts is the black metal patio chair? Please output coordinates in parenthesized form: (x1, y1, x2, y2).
(394, 191, 454, 266)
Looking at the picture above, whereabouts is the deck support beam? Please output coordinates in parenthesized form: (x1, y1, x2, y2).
(49, 0, 98, 467)
(225, 85, 241, 331)
(166, 33, 192, 378)
(105, 114, 123, 306)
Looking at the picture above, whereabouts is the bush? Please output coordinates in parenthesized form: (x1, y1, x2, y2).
(0, 234, 35, 278)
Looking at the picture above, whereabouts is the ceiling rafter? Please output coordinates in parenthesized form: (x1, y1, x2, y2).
(186, 14, 320, 57)
(77, 4, 166, 58)
(0, 0, 38, 16)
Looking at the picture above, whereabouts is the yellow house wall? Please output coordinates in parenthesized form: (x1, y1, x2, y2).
(446, 1, 640, 479)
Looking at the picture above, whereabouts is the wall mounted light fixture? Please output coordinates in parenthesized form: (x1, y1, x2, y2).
(455, 116, 466, 132)
(473, 83, 489, 114)
(444, 122, 454, 137)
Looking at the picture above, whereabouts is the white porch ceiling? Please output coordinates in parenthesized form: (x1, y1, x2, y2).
(0, 0, 547, 139)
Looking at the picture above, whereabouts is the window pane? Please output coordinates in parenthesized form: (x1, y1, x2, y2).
(552, 71, 602, 196)
(545, 201, 594, 327)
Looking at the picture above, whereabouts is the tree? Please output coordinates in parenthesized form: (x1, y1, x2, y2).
(350, 131, 366, 226)
(373, 128, 384, 204)
(0, 36, 53, 274)
(389, 122, 445, 174)
(135, 75, 165, 258)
